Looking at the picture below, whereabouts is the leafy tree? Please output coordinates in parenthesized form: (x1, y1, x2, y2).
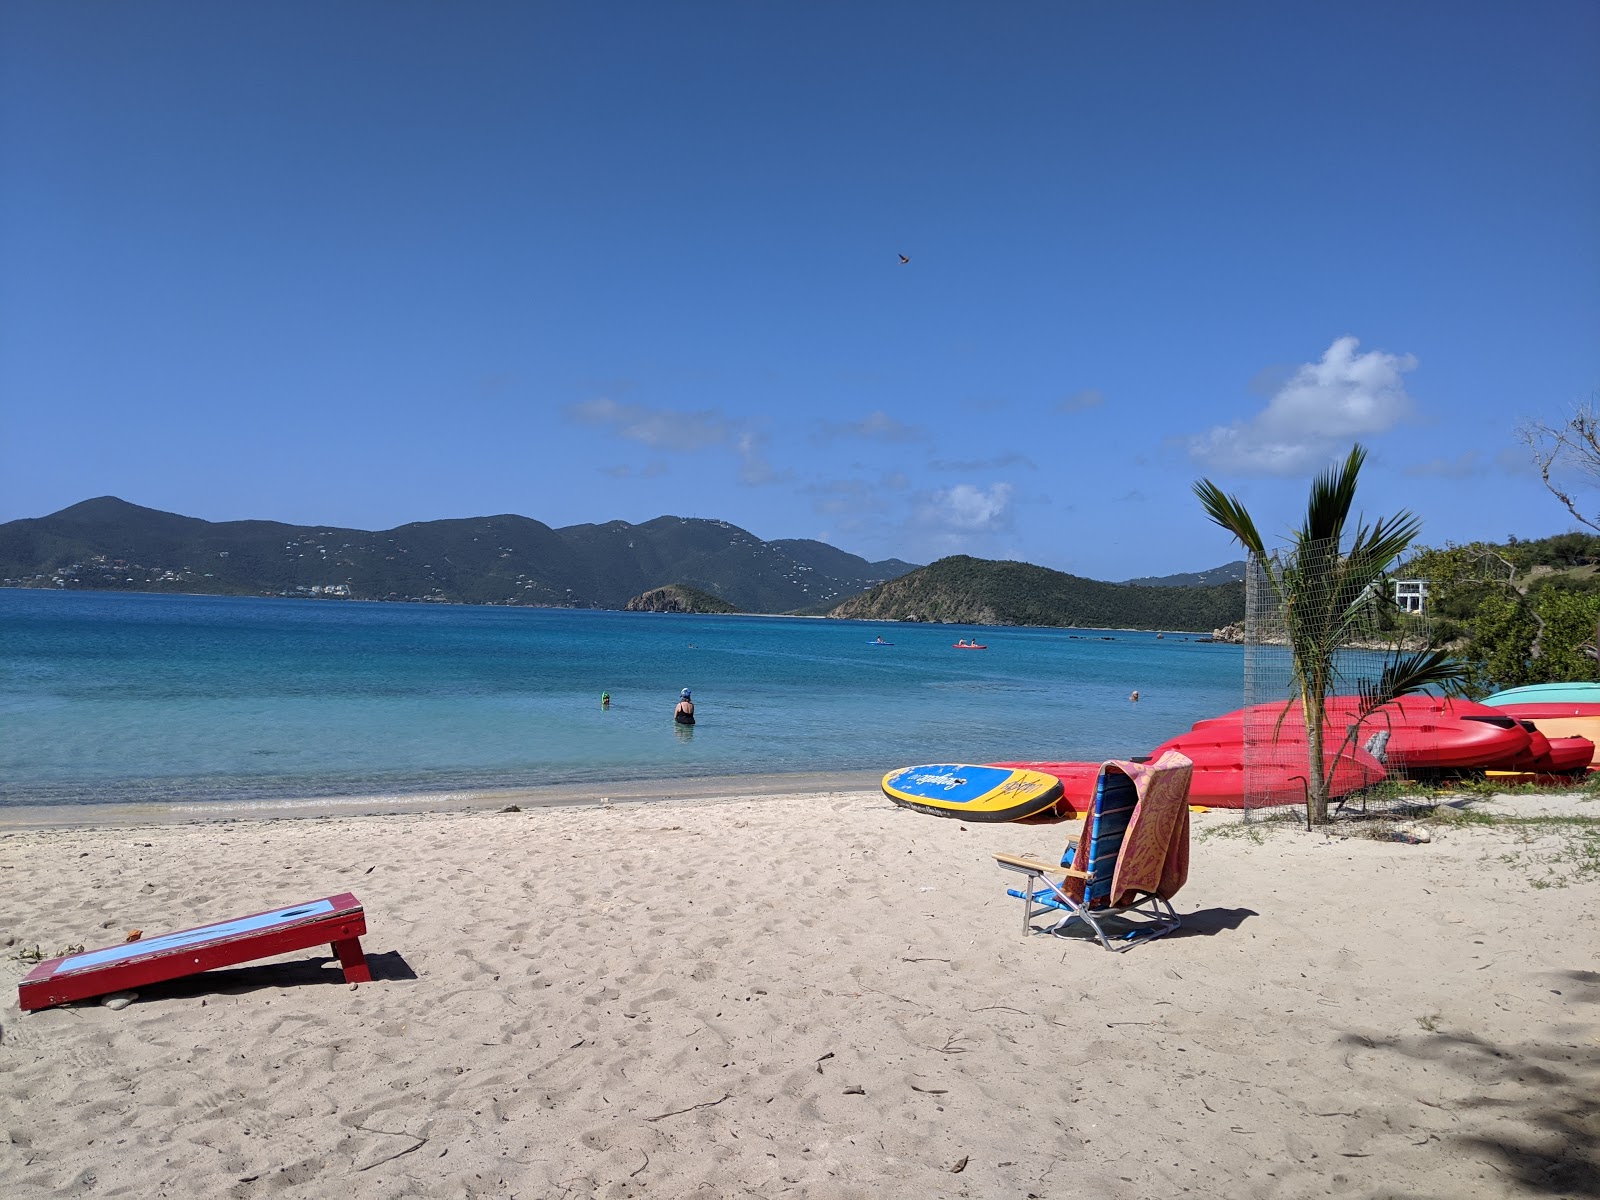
(1531, 587, 1600, 682)
(1465, 592, 1540, 692)
(1195, 444, 1467, 825)
(1400, 539, 1600, 690)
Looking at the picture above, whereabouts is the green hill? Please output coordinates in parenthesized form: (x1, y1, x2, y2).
(1121, 559, 1248, 587)
(624, 585, 738, 614)
(828, 555, 1244, 632)
(0, 497, 919, 613)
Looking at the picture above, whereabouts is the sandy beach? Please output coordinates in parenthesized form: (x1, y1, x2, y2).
(2, 787, 1596, 1199)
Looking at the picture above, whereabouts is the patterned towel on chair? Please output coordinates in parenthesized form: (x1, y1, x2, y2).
(1108, 751, 1193, 906)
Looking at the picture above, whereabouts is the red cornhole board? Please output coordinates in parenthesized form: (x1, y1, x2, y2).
(18, 892, 370, 1012)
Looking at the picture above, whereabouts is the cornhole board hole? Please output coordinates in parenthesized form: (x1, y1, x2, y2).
(18, 892, 370, 1012)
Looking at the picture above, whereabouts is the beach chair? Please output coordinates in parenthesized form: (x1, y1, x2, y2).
(994, 751, 1193, 951)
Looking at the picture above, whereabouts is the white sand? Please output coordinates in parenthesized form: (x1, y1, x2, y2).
(1, 791, 1596, 1198)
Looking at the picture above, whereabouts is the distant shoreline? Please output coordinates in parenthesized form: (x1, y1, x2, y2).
(0, 584, 1227, 635)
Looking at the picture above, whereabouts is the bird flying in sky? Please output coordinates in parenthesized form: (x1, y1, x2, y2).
(898, 254, 909, 264)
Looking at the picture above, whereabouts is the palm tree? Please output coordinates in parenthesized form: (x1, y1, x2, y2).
(1194, 444, 1467, 825)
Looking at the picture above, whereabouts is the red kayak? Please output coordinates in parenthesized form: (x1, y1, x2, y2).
(1480, 703, 1600, 766)
(1146, 730, 1387, 806)
(993, 745, 1385, 811)
(1190, 697, 1531, 771)
(952, 643, 989, 650)
(1507, 732, 1594, 774)
(1500, 726, 1552, 772)
(1542, 735, 1596, 773)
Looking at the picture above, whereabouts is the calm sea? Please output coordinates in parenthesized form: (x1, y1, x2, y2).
(0, 589, 1244, 808)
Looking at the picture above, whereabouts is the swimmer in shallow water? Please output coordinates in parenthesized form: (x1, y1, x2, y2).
(601, 692, 610, 709)
(1130, 689, 1140, 702)
(674, 688, 695, 725)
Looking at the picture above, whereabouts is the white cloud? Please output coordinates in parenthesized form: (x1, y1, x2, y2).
(733, 431, 790, 486)
(566, 397, 736, 452)
(1188, 336, 1418, 475)
(918, 482, 1015, 532)
(565, 397, 786, 486)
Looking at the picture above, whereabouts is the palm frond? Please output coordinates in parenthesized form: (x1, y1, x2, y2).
(1354, 648, 1470, 715)
(1193, 479, 1268, 560)
(1301, 445, 1366, 544)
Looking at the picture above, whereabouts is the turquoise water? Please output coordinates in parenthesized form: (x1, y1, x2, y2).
(0, 589, 1244, 807)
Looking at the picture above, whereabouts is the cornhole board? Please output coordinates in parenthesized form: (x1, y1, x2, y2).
(18, 892, 370, 1012)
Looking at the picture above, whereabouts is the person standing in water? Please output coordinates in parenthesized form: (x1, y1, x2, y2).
(601, 692, 611, 709)
(674, 688, 695, 725)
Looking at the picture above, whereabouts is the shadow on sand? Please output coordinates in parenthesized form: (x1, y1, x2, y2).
(1341, 967, 1599, 1197)
(123, 949, 418, 1005)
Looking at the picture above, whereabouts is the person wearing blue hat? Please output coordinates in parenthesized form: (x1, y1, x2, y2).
(674, 688, 695, 726)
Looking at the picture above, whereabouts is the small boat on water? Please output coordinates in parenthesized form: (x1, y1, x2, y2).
(866, 637, 894, 646)
(952, 641, 988, 649)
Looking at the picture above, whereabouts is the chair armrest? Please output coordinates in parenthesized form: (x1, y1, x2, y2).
(993, 853, 1052, 872)
(993, 854, 1088, 881)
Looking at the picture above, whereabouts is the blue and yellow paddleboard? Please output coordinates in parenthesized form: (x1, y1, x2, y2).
(882, 764, 1065, 822)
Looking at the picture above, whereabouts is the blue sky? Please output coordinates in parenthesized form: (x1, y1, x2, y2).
(3, 2, 1596, 580)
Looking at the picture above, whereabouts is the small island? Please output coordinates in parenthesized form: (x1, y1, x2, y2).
(624, 584, 738, 614)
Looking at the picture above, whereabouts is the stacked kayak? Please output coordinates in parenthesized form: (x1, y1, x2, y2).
(1481, 683, 1600, 705)
(1482, 684, 1600, 767)
(916, 692, 1597, 826)
(992, 742, 1386, 811)
(1189, 696, 1534, 772)
(1145, 728, 1387, 807)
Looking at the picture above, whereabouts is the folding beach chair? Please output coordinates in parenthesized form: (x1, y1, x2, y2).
(994, 751, 1193, 951)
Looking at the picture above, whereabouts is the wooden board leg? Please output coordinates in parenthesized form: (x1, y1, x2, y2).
(332, 937, 371, 983)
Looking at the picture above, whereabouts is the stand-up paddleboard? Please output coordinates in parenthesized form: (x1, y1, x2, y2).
(883, 764, 1063, 822)
(987, 761, 1099, 816)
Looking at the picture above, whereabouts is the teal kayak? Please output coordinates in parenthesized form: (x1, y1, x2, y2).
(1482, 682, 1600, 706)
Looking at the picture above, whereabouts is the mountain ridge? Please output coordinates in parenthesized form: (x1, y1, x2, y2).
(0, 497, 918, 613)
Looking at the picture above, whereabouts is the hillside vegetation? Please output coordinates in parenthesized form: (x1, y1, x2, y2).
(0, 497, 917, 613)
(1121, 559, 1248, 587)
(828, 555, 1244, 631)
(1403, 532, 1600, 690)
